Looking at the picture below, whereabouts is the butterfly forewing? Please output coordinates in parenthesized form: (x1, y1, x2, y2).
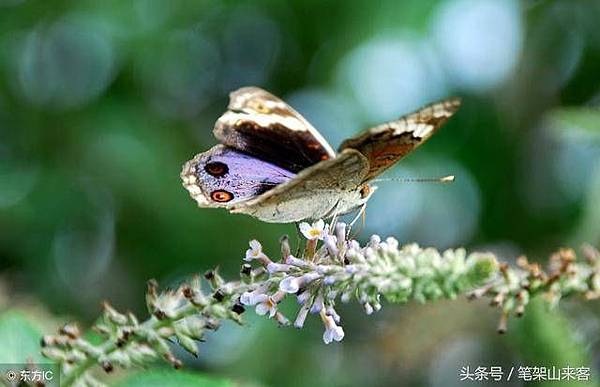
(339, 98, 461, 181)
(213, 87, 335, 173)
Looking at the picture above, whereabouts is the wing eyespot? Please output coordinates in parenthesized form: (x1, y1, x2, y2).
(252, 101, 270, 113)
(210, 190, 234, 202)
(204, 162, 229, 177)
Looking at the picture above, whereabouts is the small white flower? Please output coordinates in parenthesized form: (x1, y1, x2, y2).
(296, 290, 310, 305)
(385, 237, 399, 250)
(239, 292, 252, 305)
(349, 240, 361, 250)
(378, 241, 389, 252)
(285, 255, 313, 268)
(255, 297, 277, 317)
(245, 240, 267, 262)
(316, 264, 337, 275)
(321, 313, 344, 344)
(368, 234, 381, 247)
(279, 272, 320, 293)
(326, 306, 341, 324)
(294, 304, 310, 328)
(254, 291, 285, 318)
(266, 262, 292, 273)
(299, 220, 327, 240)
(240, 291, 268, 306)
(310, 294, 324, 314)
(365, 247, 377, 262)
(279, 276, 302, 293)
(364, 303, 374, 315)
(324, 234, 339, 257)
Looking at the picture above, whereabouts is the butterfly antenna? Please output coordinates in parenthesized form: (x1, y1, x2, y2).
(372, 175, 455, 184)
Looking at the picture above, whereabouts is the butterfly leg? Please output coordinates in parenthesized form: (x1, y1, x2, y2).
(294, 222, 302, 256)
(329, 212, 340, 235)
(325, 199, 344, 235)
(347, 203, 367, 238)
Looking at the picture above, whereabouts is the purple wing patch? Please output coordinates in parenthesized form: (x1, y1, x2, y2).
(182, 145, 296, 206)
(214, 117, 332, 173)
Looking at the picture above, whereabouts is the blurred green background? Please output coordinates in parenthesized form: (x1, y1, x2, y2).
(1, 0, 600, 386)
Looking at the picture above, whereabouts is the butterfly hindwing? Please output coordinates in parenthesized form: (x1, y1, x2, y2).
(231, 149, 370, 223)
(181, 145, 296, 208)
(339, 98, 461, 181)
(213, 87, 335, 173)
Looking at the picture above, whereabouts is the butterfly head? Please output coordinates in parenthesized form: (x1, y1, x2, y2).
(331, 183, 377, 220)
(359, 184, 375, 201)
(352, 183, 378, 209)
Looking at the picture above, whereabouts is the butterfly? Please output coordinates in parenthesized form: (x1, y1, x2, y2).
(181, 87, 461, 223)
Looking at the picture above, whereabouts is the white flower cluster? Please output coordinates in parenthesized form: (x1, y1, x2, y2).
(239, 220, 497, 344)
(40, 219, 505, 385)
(240, 220, 346, 343)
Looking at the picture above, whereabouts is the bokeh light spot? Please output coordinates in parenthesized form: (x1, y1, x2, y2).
(12, 14, 117, 109)
(137, 30, 220, 119)
(432, 0, 523, 92)
(337, 36, 448, 123)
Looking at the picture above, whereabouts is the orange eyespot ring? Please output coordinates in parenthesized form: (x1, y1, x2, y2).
(211, 190, 234, 203)
(204, 162, 229, 177)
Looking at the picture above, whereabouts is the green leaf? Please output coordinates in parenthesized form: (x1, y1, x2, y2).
(115, 370, 234, 387)
(0, 311, 44, 363)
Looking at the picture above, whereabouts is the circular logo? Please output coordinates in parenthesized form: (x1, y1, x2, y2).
(5, 369, 17, 381)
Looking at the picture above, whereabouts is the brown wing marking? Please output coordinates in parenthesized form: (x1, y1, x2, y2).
(339, 98, 461, 181)
(213, 87, 335, 173)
